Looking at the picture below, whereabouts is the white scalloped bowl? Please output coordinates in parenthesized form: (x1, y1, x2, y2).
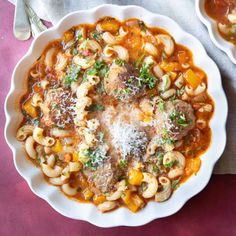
(5, 4, 228, 227)
(196, 0, 236, 64)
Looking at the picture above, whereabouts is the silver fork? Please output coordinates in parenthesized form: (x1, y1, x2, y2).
(13, 0, 31, 40)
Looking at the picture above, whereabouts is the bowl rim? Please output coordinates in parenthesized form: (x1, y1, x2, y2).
(195, 0, 236, 64)
(4, 4, 228, 227)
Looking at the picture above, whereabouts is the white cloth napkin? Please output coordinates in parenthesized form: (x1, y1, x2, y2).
(9, 0, 236, 174)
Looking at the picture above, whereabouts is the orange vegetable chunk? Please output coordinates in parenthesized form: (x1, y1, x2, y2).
(128, 169, 143, 186)
(185, 69, 202, 90)
(23, 98, 37, 118)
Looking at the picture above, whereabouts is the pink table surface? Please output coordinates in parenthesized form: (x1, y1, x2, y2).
(0, 1, 236, 235)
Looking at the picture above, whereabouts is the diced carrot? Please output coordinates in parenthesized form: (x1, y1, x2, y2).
(82, 188, 94, 200)
(131, 194, 145, 212)
(93, 195, 106, 205)
(128, 169, 143, 186)
(184, 69, 202, 90)
(64, 153, 72, 163)
(169, 72, 177, 80)
(185, 158, 201, 177)
(63, 30, 74, 43)
(160, 61, 181, 72)
(121, 190, 144, 212)
(98, 20, 119, 32)
(72, 151, 79, 162)
(191, 158, 201, 174)
(51, 140, 63, 153)
(23, 98, 37, 118)
(121, 190, 132, 205)
(79, 173, 88, 189)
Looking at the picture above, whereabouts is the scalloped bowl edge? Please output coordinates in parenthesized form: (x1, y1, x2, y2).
(195, 0, 236, 64)
(4, 4, 228, 227)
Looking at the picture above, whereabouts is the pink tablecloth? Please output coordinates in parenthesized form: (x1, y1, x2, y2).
(0, 1, 236, 235)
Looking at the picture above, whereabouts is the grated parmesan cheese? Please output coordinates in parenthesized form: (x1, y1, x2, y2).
(46, 88, 77, 128)
(110, 121, 148, 159)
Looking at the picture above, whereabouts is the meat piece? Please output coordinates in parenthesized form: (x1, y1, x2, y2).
(104, 63, 144, 101)
(41, 88, 77, 128)
(154, 99, 195, 140)
(84, 160, 123, 193)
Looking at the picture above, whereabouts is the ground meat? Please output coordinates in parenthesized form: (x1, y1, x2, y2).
(104, 63, 145, 101)
(154, 99, 195, 141)
(84, 160, 123, 193)
(41, 88, 77, 128)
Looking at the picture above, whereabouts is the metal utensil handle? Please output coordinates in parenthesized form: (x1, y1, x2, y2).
(26, 4, 47, 38)
(13, 0, 31, 40)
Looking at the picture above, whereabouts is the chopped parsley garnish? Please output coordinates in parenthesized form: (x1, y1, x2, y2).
(84, 147, 108, 170)
(114, 58, 125, 66)
(72, 48, 78, 55)
(139, 63, 157, 89)
(94, 61, 109, 78)
(76, 33, 83, 41)
(154, 97, 165, 111)
(87, 103, 104, 112)
(170, 111, 191, 127)
(152, 165, 159, 173)
(87, 67, 97, 76)
(164, 160, 175, 168)
(119, 159, 128, 169)
(96, 80, 105, 94)
(156, 136, 175, 146)
(64, 64, 81, 85)
(83, 60, 108, 81)
(91, 31, 101, 40)
(156, 151, 164, 161)
(176, 86, 185, 97)
(135, 54, 145, 68)
(35, 154, 41, 165)
(171, 178, 181, 189)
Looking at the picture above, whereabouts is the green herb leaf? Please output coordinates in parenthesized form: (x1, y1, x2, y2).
(153, 97, 166, 111)
(96, 80, 105, 94)
(152, 165, 159, 173)
(135, 54, 145, 68)
(139, 63, 157, 89)
(170, 111, 190, 127)
(92, 31, 101, 40)
(119, 159, 127, 169)
(72, 48, 78, 55)
(88, 104, 104, 112)
(164, 160, 175, 168)
(114, 58, 125, 66)
(83, 60, 108, 82)
(156, 136, 175, 146)
(76, 33, 83, 41)
(171, 178, 181, 189)
(84, 147, 108, 170)
(63, 64, 81, 85)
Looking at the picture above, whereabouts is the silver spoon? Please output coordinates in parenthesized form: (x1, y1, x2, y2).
(25, 4, 47, 38)
(13, 0, 31, 40)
